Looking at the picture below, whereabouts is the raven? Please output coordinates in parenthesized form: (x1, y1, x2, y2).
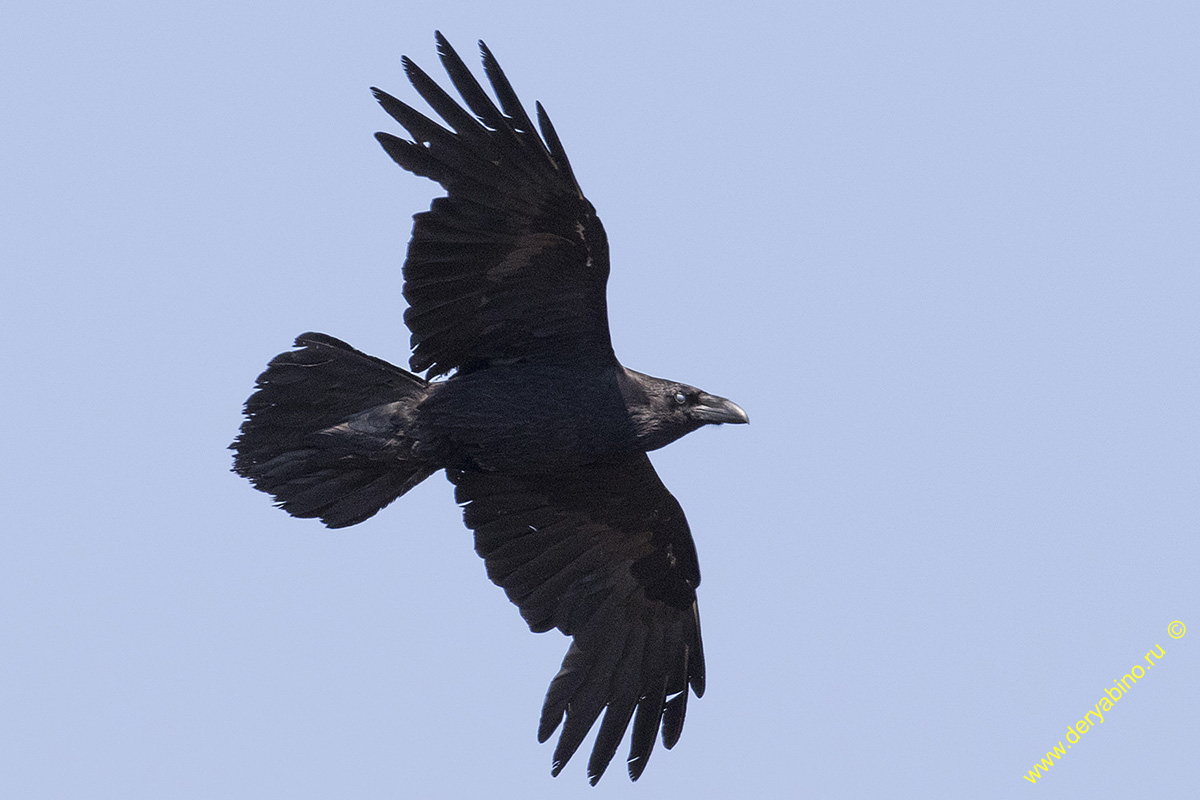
(231, 33, 747, 784)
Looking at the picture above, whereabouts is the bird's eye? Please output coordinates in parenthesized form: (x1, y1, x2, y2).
(673, 392, 688, 405)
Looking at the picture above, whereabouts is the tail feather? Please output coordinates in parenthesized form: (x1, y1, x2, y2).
(231, 332, 436, 528)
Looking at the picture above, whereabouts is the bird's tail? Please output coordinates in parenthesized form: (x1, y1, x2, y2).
(231, 332, 437, 528)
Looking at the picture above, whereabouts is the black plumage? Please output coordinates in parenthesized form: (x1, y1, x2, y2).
(231, 32, 747, 784)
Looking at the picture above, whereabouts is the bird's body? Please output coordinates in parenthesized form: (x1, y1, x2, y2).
(419, 362, 639, 472)
(231, 33, 746, 784)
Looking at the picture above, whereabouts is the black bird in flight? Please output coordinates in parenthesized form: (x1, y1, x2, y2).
(231, 32, 747, 784)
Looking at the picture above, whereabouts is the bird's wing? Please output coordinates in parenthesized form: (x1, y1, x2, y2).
(448, 453, 706, 784)
(372, 33, 615, 378)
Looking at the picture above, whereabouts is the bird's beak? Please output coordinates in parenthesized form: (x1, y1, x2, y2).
(693, 393, 749, 425)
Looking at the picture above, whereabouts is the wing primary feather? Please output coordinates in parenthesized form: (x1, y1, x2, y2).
(371, 88, 447, 146)
(401, 56, 494, 154)
(373, 133, 456, 185)
(538, 584, 625, 746)
(434, 32, 510, 133)
(478, 40, 552, 159)
(371, 89, 502, 189)
(434, 35, 558, 193)
(626, 620, 668, 780)
(661, 681, 690, 749)
(688, 602, 707, 697)
(550, 620, 633, 777)
(585, 620, 648, 784)
(538, 642, 587, 744)
(535, 101, 581, 197)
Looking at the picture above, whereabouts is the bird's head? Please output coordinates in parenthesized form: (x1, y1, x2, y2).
(620, 368, 748, 452)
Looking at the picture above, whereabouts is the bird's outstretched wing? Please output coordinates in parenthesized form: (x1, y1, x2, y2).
(372, 33, 616, 378)
(448, 454, 706, 784)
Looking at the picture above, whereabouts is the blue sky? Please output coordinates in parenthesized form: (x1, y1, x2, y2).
(3, 2, 1197, 798)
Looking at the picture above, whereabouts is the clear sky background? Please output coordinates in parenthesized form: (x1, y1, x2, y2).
(3, 2, 1197, 798)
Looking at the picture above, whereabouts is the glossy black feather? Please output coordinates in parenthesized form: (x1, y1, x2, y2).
(231, 334, 435, 527)
(232, 33, 745, 785)
(374, 37, 614, 378)
(449, 454, 705, 780)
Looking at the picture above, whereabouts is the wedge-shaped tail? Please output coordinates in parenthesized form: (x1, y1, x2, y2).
(231, 333, 436, 528)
